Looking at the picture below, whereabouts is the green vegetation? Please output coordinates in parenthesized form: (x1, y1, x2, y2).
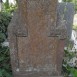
(63, 0, 73, 2)
(2, 0, 17, 13)
(63, 46, 77, 77)
(62, 0, 77, 12)
(0, 46, 12, 77)
(0, 12, 12, 77)
(73, 25, 77, 30)
(0, 11, 12, 77)
(0, 12, 11, 37)
(0, 0, 16, 77)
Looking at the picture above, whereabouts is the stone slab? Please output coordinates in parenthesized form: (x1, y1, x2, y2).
(8, 0, 67, 77)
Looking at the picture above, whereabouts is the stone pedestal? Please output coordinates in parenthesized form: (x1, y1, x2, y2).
(8, 0, 67, 77)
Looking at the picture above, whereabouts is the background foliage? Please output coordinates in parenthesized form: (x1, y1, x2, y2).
(63, 46, 77, 77)
(0, 0, 15, 77)
(62, 0, 77, 12)
(0, 11, 12, 77)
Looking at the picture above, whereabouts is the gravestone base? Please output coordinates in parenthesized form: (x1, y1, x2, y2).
(14, 74, 63, 77)
(13, 71, 64, 77)
(15, 76, 63, 77)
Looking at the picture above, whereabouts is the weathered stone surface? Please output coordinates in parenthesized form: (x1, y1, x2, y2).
(58, 3, 74, 39)
(8, 0, 67, 77)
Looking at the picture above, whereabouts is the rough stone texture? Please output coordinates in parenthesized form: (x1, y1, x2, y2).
(57, 3, 74, 39)
(8, 0, 67, 77)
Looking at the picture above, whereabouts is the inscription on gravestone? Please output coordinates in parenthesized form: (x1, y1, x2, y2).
(8, 0, 67, 77)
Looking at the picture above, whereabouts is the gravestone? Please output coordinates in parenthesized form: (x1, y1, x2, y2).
(8, 0, 67, 77)
(58, 3, 74, 39)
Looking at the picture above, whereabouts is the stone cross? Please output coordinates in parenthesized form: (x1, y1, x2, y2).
(8, 0, 67, 77)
